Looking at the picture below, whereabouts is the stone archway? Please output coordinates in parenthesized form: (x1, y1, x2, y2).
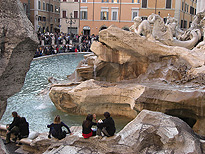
(165, 109, 197, 128)
(99, 25, 108, 31)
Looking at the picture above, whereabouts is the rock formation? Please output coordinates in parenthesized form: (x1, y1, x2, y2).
(0, 0, 39, 119)
(49, 11, 205, 137)
(29, 110, 205, 154)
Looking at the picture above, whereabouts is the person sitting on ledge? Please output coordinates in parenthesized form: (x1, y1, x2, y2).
(5, 111, 21, 144)
(97, 112, 116, 137)
(47, 115, 72, 140)
(82, 114, 97, 139)
(18, 117, 29, 140)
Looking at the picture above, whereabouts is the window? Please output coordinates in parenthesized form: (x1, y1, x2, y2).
(46, 3, 50, 11)
(181, 20, 187, 29)
(38, 16, 42, 21)
(132, 12, 138, 19)
(43, 2, 45, 10)
(74, 11, 78, 18)
(112, 11, 118, 20)
(82, 0, 86, 2)
(142, 0, 147, 8)
(182, 2, 184, 11)
(38, 0, 41, 10)
(190, 6, 194, 15)
(184, 20, 187, 28)
(74, 0, 78, 2)
(102, 0, 109, 2)
(101, 11, 109, 20)
(132, 0, 139, 3)
(112, 0, 119, 3)
(50, 5, 53, 12)
(181, 20, 183, 28)
(62, 11, 67, 18)
(166, 0, 171, 9)
(63, 0, 66, 1)
(55, 6, 58, 12)
(80, 11, 87, 20)
(43, 17, 46, 21)
(132, 8, 139, 20)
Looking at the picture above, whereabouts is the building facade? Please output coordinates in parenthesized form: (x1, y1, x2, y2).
(60, 0, 80, 34)
(20, 0, 31, 19)
(79, 0, 197, 35)
(24, 0, 61, 33)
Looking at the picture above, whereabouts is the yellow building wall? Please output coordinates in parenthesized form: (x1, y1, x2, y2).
(79, 0, 197, 35)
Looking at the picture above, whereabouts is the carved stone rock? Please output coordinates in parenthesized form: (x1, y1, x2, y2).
(34, 110, 204, 154)
(0, 0, 39, 119)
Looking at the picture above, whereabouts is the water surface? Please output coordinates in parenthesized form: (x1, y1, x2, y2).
(0, 54, 132, 133)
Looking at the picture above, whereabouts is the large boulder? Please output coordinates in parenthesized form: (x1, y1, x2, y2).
(0, 0, 39, 119)
(49, 79, 205, 136)
(117, 110, 204, 154)
(33, 110, 204, 154)
(49, 79, 141, 118)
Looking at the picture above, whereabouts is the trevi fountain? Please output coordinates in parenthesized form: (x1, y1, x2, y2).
(0, 0, 205, 153)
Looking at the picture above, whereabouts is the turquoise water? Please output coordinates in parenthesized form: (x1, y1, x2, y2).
(0, 54, 132, 133)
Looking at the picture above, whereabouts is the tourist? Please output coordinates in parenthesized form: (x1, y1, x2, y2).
(82, 114, 97, 139)
(97, 112, 116, 137)
(18, 117, 29, 140)
(47, 115, 72, 140)
(5, 111, 21, 144)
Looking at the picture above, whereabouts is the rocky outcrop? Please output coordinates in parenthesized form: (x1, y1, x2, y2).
(49, 79, 205, 136)
(0, 0, 39, 119)
(29, 110, 205, 154)
(50, 25, 205, 136)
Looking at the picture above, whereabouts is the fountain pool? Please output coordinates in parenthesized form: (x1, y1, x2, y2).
(0, 53, 132, 133)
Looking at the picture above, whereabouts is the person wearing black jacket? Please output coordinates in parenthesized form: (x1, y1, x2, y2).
(5, 111, 21, 144)
(82, 114, 97, 139)
(97, 112, 116, 137)
(18, 117, 29, 140)
(47, 115, 72, 140)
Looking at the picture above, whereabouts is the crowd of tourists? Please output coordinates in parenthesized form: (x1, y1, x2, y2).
(35, 32, 99, 58)
(4, 111, 115, 145)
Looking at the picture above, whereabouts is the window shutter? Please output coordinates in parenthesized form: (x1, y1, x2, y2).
(101, 12, 103, 20)
(80, 11, 82, 19)
(85, 11, 87, 19)
(107, 12, 109, 20)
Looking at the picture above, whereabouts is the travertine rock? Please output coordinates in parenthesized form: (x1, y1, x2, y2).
(0, 0, 39, 119)
(35, 110, 204, 154)
(50, 25, 205, 136)
(49, 79, 141, 118)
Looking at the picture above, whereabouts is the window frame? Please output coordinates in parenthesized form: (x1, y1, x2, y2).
(38, 0, 41, 10)
(62, 10, 67, 18)
(111, 8, 118, 21)
(141, 0, 147, 8)
(131, 8, 139, 20)
(165, 0, 172, 9)
(74, 11, 78, 18)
